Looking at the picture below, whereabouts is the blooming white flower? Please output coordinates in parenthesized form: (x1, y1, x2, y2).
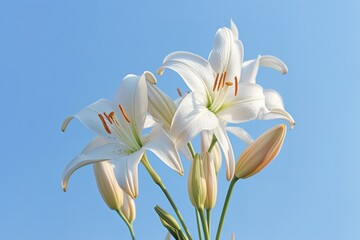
(158, 21, 294, 180)
(61, 72, 183, 198)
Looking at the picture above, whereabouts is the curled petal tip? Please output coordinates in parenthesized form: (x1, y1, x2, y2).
(144, 71, 157, 84)
(157, 68, 165, 75)
(61, 116, 74, 132)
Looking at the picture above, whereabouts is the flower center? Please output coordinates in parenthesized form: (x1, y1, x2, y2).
(208, 71, 239, 113)
(98, 105, 142, 151)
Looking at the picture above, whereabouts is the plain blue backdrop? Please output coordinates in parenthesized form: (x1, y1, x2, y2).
(1, 0, 359, 239)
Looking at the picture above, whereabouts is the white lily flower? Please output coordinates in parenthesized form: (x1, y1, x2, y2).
(61, 72, 183, 198)
(159, 21, 293, 179)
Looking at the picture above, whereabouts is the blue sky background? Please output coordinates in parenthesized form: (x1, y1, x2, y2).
(1, 0, 359, 239)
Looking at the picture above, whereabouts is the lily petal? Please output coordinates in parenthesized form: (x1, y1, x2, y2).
(217, 83, 265, 123)
(113, 148, 145, 198)
(241, 55, 288, 83)
(143, 125, 183, 175)
(226, 126, 254, 144)
(208, 27, 242, 85)
(61, 99, 119, 141)
(159, 51, 215, 97)
(62, 137, 128, 191)
(171, 92, 219, 148)
(146, 80, 177, 133)
(114, 73, 148, 135)
(259, 89, 295, 127)
(213, 122, 235, 180)
(144, 114, 157, 129)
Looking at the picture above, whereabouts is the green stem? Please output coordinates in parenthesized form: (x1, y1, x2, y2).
(207, 134, 218, 153)
(198, 209, 210, 240)
(116, 209, 135, 240)
(215, 177, 239, 240)
(206, 209, 211, 237)
(187, 142, 196, 159)
(195, 208, 203, 240)
(141, 154, 192, 240)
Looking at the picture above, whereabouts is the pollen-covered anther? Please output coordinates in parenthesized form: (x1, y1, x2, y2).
(119, 104, 131, 123)
(217, 73, 224, 91)
(225, 81, 233, 86)
(234, 76, 239, 96)
(222, 72, 227, 88)
(176, 88, 183, 97)
(103, 112, 113, 124)
(98, 114, 111, 134)
(212, 73, 220, 91)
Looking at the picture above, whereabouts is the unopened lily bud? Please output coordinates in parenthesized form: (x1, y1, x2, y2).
(235, 124, 287, 179)
(144, 71, 177, 133)
(154, 205, 181, 231)
(202, 152, 218, 210)
(201, 132, 222, 173)
(188, 154, 207, 210)
(93, 161, 123, 210)
(121, 192, 136, 223)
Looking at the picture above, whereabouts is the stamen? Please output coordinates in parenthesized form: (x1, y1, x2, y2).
(98, 114, 111, 134)
(213, 73, 220, 91)
(176, 88, 183, 97)
(225, 81, 233, 86)
(217, 73, 224, 91)
(103, 112, 113, 124)
(222, 72, 227, 88)
(119, 104, 131, 123)
(234, 76, 239, 96)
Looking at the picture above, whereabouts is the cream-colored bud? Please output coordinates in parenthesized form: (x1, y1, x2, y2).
(121, 192, 136, 223)
(201, 132, 222, 173)
(93, 161, 123, 210)
(203, 152, 218, 210)
(235, 124, 287, 179)
(145, 71, 177, 133)
(188, 154, 207, 210)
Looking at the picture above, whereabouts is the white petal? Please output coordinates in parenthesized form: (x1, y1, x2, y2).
(113, 148, 145, 198)
(240, 57, 260, 83)
(208, 27, 242, 85)
(114, 73, 148, 135)
(143, 126, 183, 175)
(170, 92, 219, 147)
(144, 114, 157, 129)
(218, 83, 265, 123)
(146, 81, 177, 133)
(158, 51, 215, 97)
(213, 122, 235, 180)
(241, 55, 288, 83)
(226, 126, 253, 144)
(62, 99, 119, 141)
(259, 55, 288, 74)
(259, 89, 295, 127)
(62, 137, 128, 191)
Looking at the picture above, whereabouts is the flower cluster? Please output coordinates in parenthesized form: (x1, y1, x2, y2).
(62, 21, 294, 240)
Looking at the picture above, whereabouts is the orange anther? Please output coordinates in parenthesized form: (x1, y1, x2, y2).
(234, 76, 239, 96)
(177, 88, 183, 97)
(213, 73, 220, 91)
(217, 73, 224, 91)
(98, 114, 111, 134)
(103, 112, 113, 124)
(222, 72, 227, 88)
(119, 104, 131, 123)
(225, 81, 233, 86)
